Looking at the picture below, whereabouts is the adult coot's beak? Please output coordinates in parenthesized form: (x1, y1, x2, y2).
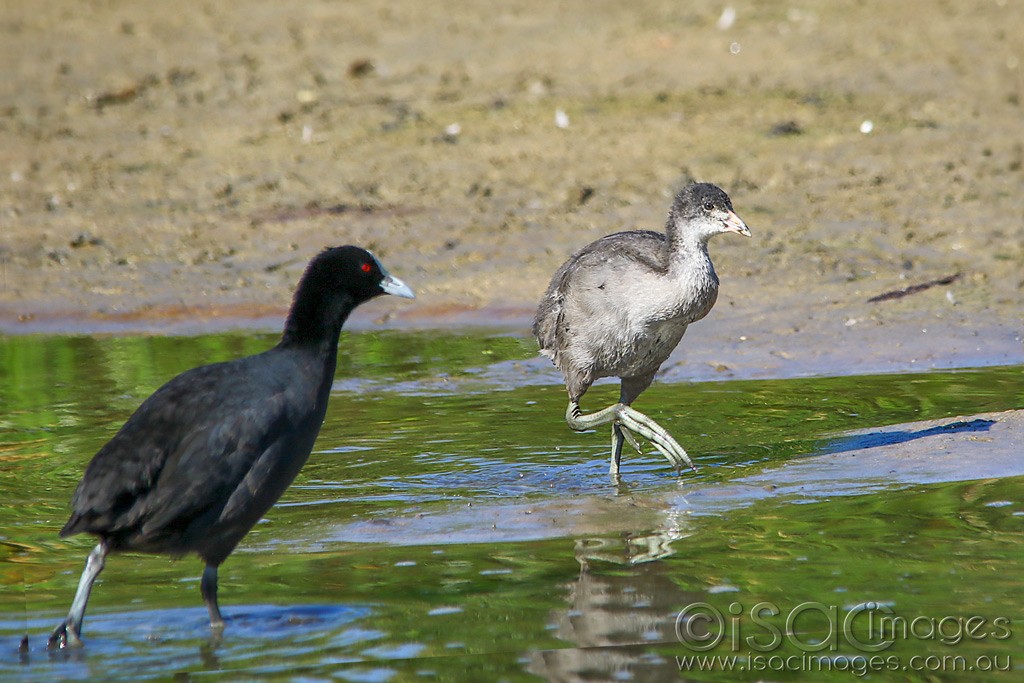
(722, 210, 751, 237)
(380, 273, 416, 299)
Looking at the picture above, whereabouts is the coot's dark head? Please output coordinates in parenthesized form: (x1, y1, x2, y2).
(303, 246, 415, 303)
(666, 183, 751, 243)
(283, 245, 414, 345)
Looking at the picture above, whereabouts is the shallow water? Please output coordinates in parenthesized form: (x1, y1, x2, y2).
(1, 330, 1022, 681)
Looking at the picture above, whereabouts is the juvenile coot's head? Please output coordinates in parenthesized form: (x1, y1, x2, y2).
(667, 183, 751, 242)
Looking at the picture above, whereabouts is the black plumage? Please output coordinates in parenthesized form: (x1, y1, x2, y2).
(48, 245, 414, 648)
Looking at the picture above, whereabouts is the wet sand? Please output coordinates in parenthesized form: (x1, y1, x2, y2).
(2, 1, 1022, 374)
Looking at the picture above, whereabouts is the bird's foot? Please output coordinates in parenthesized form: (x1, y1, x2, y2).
(47, 620, 83, 650)
(615, 406, 696, 474)
(569, 401, 695, 474)
(208, 618, 226, 650)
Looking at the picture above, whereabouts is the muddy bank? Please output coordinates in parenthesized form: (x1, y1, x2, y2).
(2, 1, 1022, 371)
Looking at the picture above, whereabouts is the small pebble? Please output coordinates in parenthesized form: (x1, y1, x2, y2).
(769, 120, 803, 137)
(348, 59, 374, 78)
(717, 7, 737, 30)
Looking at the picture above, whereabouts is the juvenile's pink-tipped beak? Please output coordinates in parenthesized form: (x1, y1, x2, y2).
(722, 210, 751, 237)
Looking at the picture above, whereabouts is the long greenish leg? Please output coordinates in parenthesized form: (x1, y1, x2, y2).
(610, 424, 625, 475)
(566, 401, 619, 431)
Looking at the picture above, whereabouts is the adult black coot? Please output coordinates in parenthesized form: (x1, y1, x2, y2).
(534, 183, 749, 475)
(48, 245, 414, 649)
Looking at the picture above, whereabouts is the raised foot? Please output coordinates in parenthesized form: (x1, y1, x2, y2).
(567, 402, 696, 474)
(616, 405, 696, 473)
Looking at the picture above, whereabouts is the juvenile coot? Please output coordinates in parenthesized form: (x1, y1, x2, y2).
(48, 246, 414, 649)
(534, 183, 749, 475)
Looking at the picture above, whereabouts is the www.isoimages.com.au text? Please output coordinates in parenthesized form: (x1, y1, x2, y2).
(676, 653, 1012, 677)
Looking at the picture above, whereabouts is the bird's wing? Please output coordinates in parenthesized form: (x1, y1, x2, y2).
(569, 230, 667, 276)
(130, 390, 291, 539)
(533, 231, 666, 355)
(532, 260, 570, 357)
(60, 359, 287, 538)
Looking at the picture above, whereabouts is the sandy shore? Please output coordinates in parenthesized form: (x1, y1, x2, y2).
(2, 1, 1022, 372)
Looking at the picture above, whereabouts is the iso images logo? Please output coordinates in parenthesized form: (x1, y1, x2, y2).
(675, 601, 1011, 668)
(674, 602, 1013, 675)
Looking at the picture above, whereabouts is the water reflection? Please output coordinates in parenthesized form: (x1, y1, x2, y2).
(1, 332, 1023, 680)
(6, 473, 1024, 680)
(524, 506, 696, 680)
(530, 474, 1024, 681)
(528, 558, 688, 680)
(17, 603, 375, 678)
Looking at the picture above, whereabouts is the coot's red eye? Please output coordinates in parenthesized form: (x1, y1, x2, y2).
(361, 262, 372, 273)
